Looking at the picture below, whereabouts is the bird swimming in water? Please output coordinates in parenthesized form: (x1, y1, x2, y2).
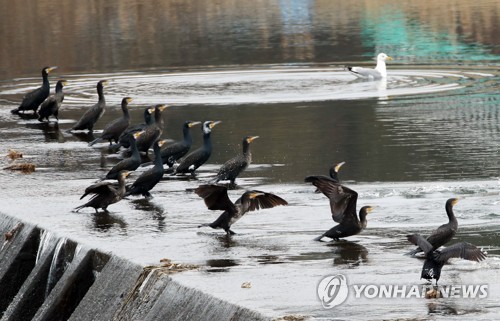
(11, 66, 57, 114)
(89, 97, 133, 146)
(406, 198, 459, 256)
(195, 184, 288, 235)
(70, 80, 108, 132)
(141, 120, 201, 168)
(305, 175, 373, 241)
(37, 79, 67, 122)
(75, 170, 130, 213)
(406, 233, 486, 285)
(347, 53, 393, 80)
(124, 139, 167, 198)
(174, 120, 221, 176)
(135, 104, 167, 155)
(104, 131, 144, 180)
(211, 136, 259, 186)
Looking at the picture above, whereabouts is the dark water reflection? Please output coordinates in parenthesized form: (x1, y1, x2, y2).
(0, 0, 498, 79)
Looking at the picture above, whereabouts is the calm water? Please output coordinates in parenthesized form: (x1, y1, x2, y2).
(0, 1, 499, 320)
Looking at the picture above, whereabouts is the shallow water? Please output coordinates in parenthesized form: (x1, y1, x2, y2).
(0, 0, 499, 320)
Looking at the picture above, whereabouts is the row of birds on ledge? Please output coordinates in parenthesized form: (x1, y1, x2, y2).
(8, 63, 486, 286)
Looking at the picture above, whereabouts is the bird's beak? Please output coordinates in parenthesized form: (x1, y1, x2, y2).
(123, 171, 131, 178)
(62, 80, 68, 86)
(386, 56, 393, 61)
(209, 121, 222, 129)
(158, 139, 167, 147)
(48, 66, 58, 73)
(102, 80, 109, 86)
(247, 136, 260, 143)
(148, 107, 155, 114)
(366, 206, 374, 213)
(189, 121, 202, 128)
(451, 198, 459, 206)
(249, 192, 265, 199)
(126, 97, 133, 104)
(133, 131, 144, 139)
(334, 161, 346, 172)
(159, 105, 168, 111)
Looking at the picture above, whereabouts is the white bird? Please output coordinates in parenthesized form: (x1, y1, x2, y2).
(347, 53, 393, 80)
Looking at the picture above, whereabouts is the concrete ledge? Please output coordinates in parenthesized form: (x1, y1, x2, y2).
(0, 213, 269, 321)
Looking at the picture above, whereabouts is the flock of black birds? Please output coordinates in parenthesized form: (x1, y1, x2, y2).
(9, 67, 487, 287)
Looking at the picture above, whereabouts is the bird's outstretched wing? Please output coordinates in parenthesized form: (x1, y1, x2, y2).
(305, 176, 358, 224)
(241, 190, 288, 212)
(80, 181, 114, 199)
(195, 184, 236, 212)
(436, 242, 486, 263)
(406, 234, 434, 255)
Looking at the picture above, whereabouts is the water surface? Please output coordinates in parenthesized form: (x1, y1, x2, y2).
(0, 1, 499, 320)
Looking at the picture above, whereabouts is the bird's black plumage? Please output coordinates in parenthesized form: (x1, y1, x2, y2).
(135, 104, 167, 155)
(11, 66, 57, 114)
(407, 233, 486, 285)
(195, 184, 288, 235)
(89, 97, 133, 146)
(212, 136, 259, 185)
(71, 80, 108, 132)
(406, 198, 459, 256)
(105, 131, 144, 180)
(313, 161, 345, 193)
(125, 139, 167, 198)
(162, 120, 201, 167)
(38, 79, 67, 122)
(75, 170, 130, 213)
(174, 121, 221, 175)
(305, 175, 373, 241)
(116, 107, 154, 149)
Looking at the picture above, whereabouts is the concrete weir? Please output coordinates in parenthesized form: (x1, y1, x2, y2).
(0, 213, 269, 321)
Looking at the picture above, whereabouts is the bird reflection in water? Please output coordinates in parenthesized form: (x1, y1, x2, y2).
(25, 122, 65, 143)
(130, 198, 166, 232)
(327, 241, 368, 266)
(71, 131, 96, 143)
(91, 212, 127, 232)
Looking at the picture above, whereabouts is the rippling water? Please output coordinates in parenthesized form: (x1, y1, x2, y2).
(0, 0, 499, 320)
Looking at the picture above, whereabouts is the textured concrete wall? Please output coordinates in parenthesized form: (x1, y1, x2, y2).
(0, 213, 270, 321)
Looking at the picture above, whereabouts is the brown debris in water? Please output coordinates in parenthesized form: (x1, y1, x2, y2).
(143, 258, 199, 274)
(425, 287, 442, 299)
(3, 163, 36, 173)
(2, 222, 24, 250)
(273, 315, 309, 321)
(6, 149, 23, 160)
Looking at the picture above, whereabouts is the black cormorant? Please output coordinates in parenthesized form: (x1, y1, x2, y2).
(305, 175, 373, 241)
(75, 170, 130, 213)
(406, 233, 486, 285)
(89, 97, 133, 146)
(70, 80, 108, 132)
(313, 161, 345, 193)
(211, 136, 259, 185)
(135, 104, 167, 155)
(174, 120, 221, 175)
(37, 79, 67, 122)
(11, 66, 57, 114)
(116, 107, 154, 149)
(105, 131, 144, 180)
(406, 198, 459, 256)
(124, 139, 167, 198)
(141, 120, 201, 167)
(195, 184, 288, 235)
